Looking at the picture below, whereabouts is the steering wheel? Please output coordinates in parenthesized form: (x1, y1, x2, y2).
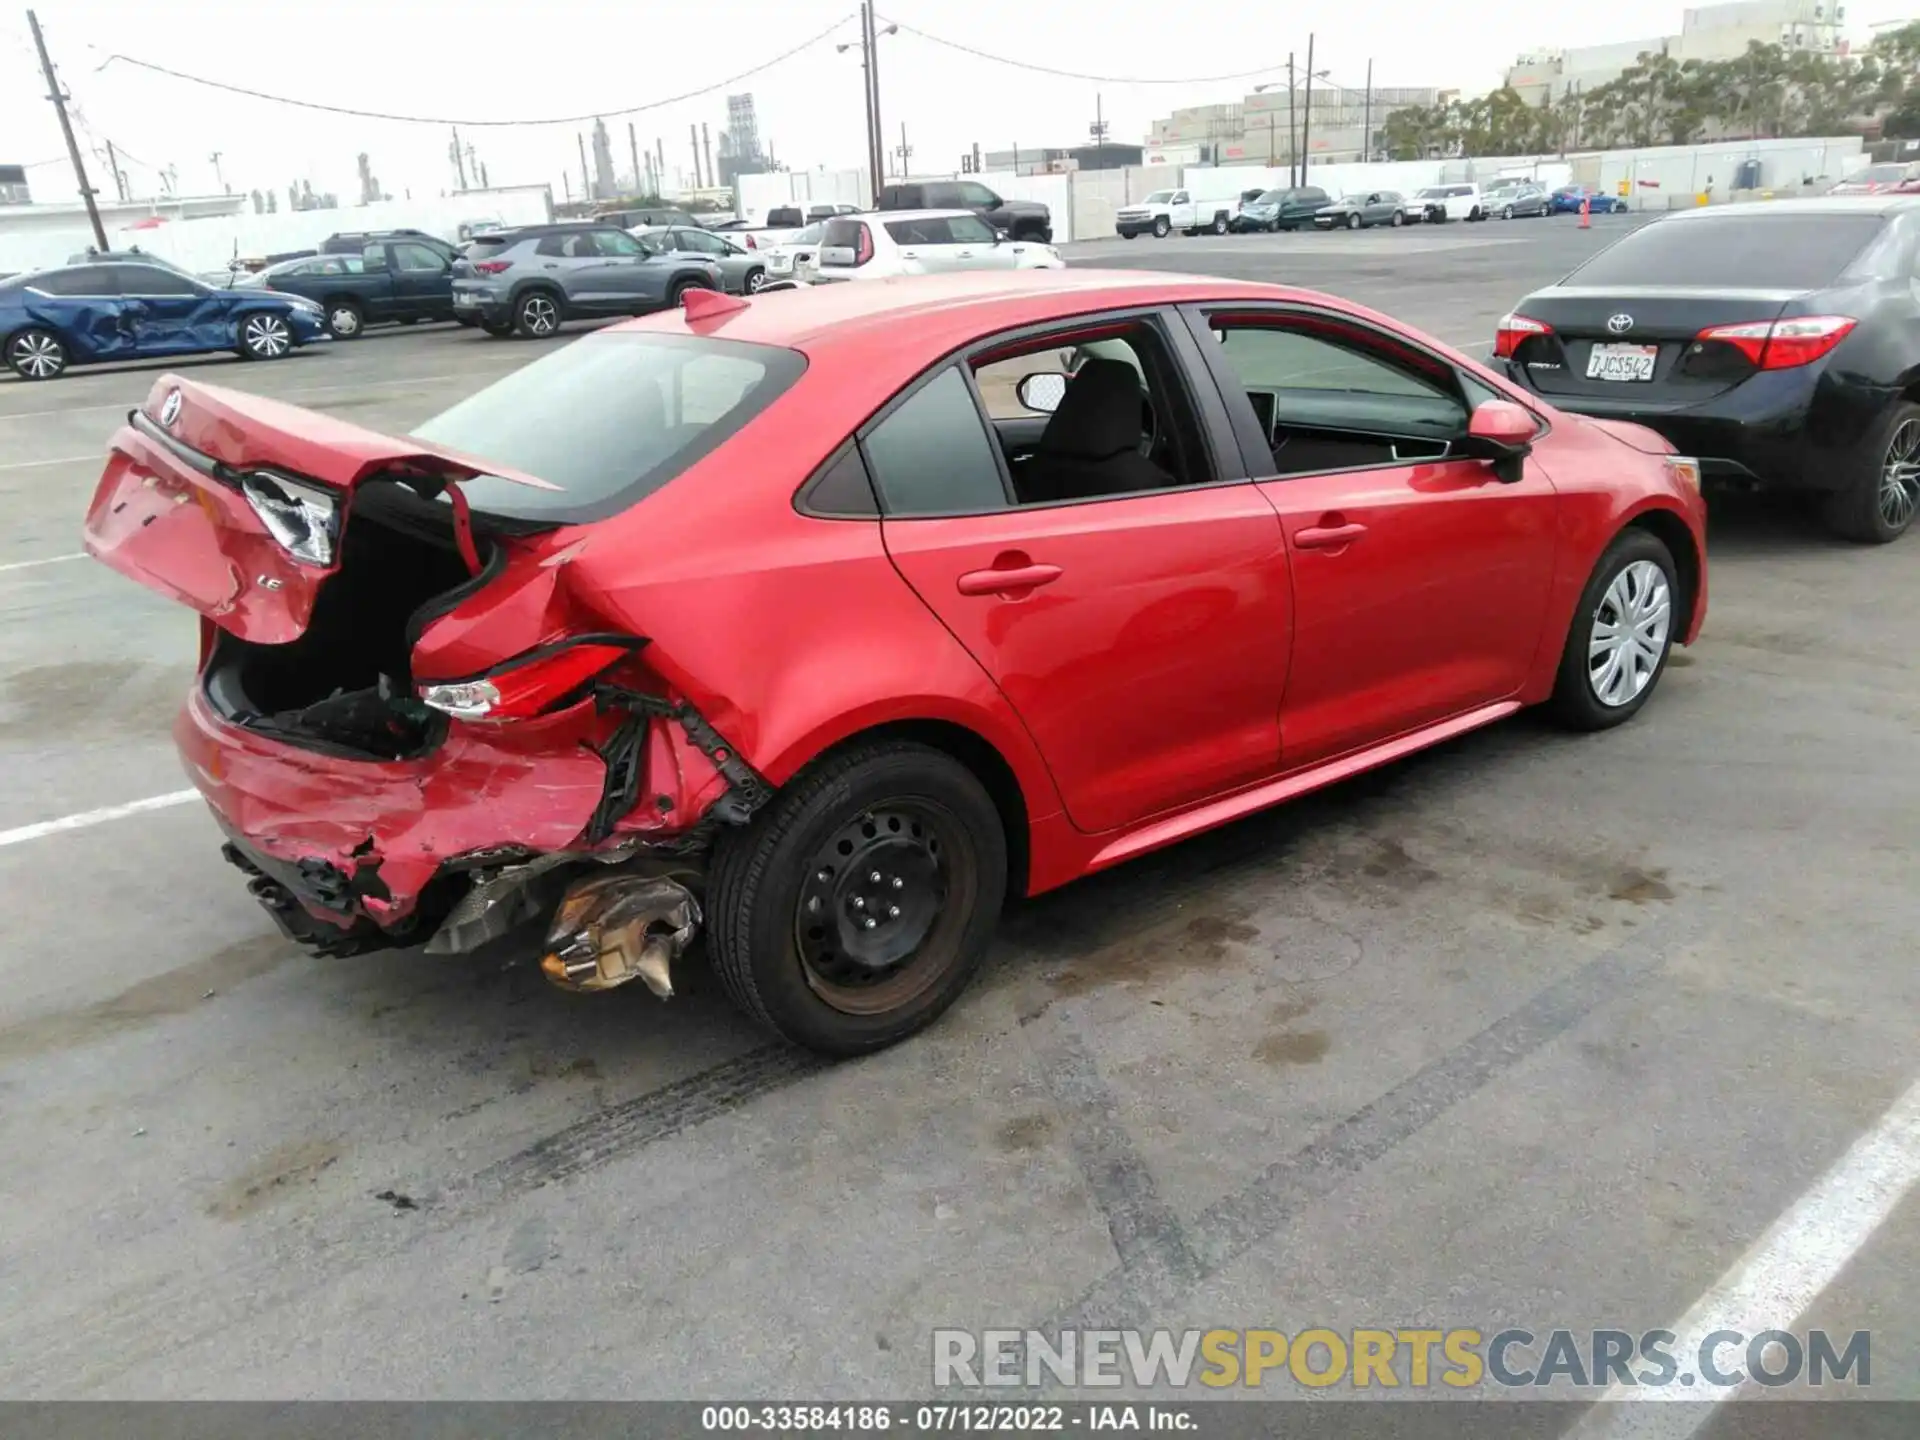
(1138, 394, 1159, 459)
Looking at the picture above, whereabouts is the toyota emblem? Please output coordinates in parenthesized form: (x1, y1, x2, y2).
(158, 389, 183, 427)
(1606, 313, 1635, 335)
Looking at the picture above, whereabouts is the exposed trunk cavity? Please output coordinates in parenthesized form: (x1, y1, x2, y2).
(203, 482, 499, 760)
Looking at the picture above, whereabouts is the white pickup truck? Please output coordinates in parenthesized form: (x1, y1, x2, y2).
(1114, 189, 1242, 239)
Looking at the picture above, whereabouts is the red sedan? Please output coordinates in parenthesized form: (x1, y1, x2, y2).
(84, 272, 1708, 1055)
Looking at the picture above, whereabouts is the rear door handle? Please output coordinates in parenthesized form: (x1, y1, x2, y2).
(1293, 521, 1368, 550)
(957, 562, 1062, 596)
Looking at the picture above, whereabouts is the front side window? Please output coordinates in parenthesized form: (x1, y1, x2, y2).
(861, 366, 1009, 516)
(1209, 314, 1468, 476)
(394, 242, 446, 273)
(593, 230, 645, 257)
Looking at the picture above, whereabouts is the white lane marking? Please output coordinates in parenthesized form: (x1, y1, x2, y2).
(0, 790, 200, 850)
(0, 552, 86, 574)
(0, 371, 481, 424)
(0, 453, 97, 471)
(1564, 1074, 1920, 1437)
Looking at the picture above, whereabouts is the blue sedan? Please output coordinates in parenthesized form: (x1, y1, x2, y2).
(2, 258, 328, 380)
(1549, 186, 1629, 215)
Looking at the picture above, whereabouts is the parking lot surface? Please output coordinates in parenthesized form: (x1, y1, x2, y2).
(4, 216, 1918, 1411)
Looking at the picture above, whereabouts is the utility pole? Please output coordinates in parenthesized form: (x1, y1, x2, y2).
(895, 122, 911, 177)
(1362, 58, 1373, 164)
(702, 122, 714, 191)
(866, 4, 886, 200)
(27, 9, 107, 251)
(105, 139, 127, 202)
(629, 121, 642, 196)
(656, 138, 666, 186)
(1286, 53, 1298, 187)
(1301, 33, 1315, 182)
(209, 151, 226, 194)
(577, 131, 590, 205)
(689, 124, 702, 187)
(451, 126, 469, 189)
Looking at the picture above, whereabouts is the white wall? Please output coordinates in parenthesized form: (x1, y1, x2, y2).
(103, 188, 553, 276)
(0, 196, 247, 276)
(736, 169, 871, 224)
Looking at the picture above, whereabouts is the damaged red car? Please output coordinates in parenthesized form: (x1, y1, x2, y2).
(85, 272, 1708, 1055)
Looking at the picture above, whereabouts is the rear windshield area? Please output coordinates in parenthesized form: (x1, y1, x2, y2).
(1568, 213, 1886, 289)
(409, 332, 806, 523)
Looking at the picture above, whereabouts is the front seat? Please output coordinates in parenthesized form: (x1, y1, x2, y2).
(1018, 358, 1173, 505)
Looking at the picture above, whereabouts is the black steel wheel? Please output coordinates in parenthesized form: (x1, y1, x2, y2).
(707, 740, 1007, 1056)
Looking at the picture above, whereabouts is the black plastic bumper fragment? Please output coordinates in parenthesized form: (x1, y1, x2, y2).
(591, 685, 773, 832)
(220, 841, 401, 957)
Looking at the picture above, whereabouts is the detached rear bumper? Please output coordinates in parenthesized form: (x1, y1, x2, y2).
(176, 684, 615, 943)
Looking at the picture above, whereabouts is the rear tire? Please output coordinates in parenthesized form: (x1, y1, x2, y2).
(1210, 212, 1229, 235)
(707, 740, 1008, 1057)
(324, 300, 363, 339)
(1823, 401, 1920, 543)
(744, 267, 767, 293)
(512, 289, 561, 338)
(1548, 529, 1680, 731)
(5, 327, 67, 380)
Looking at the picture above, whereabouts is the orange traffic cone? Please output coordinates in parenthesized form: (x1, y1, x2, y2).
(1580, 196, 1591, 229)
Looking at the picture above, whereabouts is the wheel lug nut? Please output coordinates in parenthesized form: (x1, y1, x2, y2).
(852, 896, 865, 910)
(816, 869, 830, 881)
(807, 897, 822, 914)
(891, 876, 904, 890)
(863, 917, 877, 930)
(888, 905, 900, 918)
(870, 871, 882, 883)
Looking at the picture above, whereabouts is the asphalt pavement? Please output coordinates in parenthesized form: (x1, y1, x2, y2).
(3, 215, 1918, 1420)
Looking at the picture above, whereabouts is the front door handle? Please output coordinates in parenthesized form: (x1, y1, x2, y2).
(1294, 521, 1369, 550)
(957, 561, 1062, 596)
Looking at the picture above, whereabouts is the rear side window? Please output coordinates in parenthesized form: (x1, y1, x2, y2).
(862, 366, 1008, 516)
(1570, 214, 1885, 289)
(409, 333, 807, 524)
(27, 267, 107, 296)
(465, 237, 512, 260)
(884, 218, 953, 245)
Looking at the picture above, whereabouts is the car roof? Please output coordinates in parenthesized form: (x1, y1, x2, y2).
(1660, 195, 1920, 221)
(607, 269, 1391, 357)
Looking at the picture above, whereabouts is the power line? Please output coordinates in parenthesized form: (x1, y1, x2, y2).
(91, 15, 855, 127)
(877, 16, 1299, 84)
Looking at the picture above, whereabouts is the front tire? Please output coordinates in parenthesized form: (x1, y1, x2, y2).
(1152, 216, 1171, 238)
(669, 277, 715, 307)
(1502, 204, 1515, 220)
(1390, 210, 1404, 227)
(1346, 212, 1362, 231)
(513, 290, 561, 337)
(1548, 529, 1680, 730)
(5, 328, 67, 380)
(1824, 401, 1920, 543)
(238, 312, 292, 360)
(707, 740, 1008, 1056)
(324, 300, 364, 339)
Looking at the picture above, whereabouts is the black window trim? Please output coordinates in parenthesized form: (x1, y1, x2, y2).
(849, 304, 1255, 520)
(1177, 300, 1550, 483)
(794, 438, 882, 520)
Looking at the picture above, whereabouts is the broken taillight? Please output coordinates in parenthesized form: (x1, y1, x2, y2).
(417, 641, 634, 721)
(241, 470, 339, 566)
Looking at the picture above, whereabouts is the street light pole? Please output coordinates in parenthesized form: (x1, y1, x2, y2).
(1287, 53, 1298, 187)
(27, 9, 107, 251)
(1363, 58, 1373, 164)
(1301, 33, 1315, 182)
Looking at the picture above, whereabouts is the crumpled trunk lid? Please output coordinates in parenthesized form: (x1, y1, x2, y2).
(83, 374, 556, 645)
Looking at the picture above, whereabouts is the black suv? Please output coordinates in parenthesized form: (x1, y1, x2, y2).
(877, 180, 1051, 242)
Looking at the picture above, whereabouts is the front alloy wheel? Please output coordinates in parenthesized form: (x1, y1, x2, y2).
(7, 328, 66, 380)
(240, 313, 291, 359)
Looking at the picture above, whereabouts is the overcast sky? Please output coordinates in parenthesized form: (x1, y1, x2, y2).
(3, 0, 1913, 206)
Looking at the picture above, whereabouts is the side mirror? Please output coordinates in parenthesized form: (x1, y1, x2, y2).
(1462, 400, 1537, 481)
(993, 228, 1009, 244)
(1016, 372, 1070, 414)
